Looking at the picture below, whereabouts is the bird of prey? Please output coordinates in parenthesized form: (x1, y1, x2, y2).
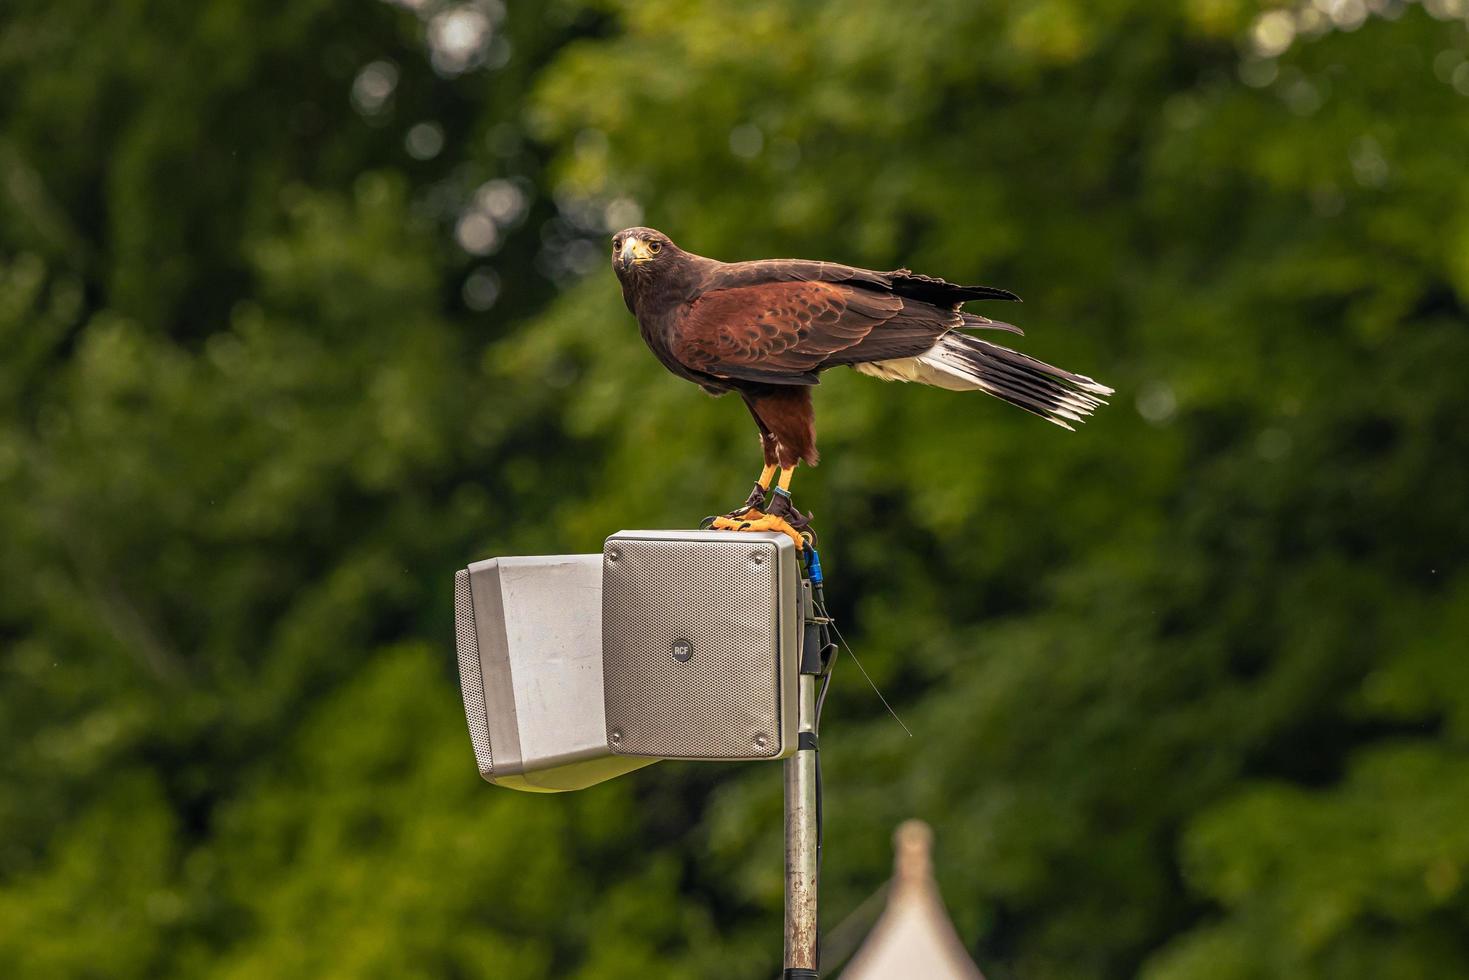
(611, 227, 1112, 546)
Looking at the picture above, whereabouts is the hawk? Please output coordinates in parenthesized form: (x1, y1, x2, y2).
(611, 227, 1112, 545)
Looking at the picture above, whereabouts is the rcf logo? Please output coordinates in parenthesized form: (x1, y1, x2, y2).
(671, 639, 693, 662)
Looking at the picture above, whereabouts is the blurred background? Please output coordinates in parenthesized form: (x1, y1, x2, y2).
(2, 0, 1468, 977)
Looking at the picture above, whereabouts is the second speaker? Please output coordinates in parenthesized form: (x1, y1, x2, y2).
(601, 529, 803, 761)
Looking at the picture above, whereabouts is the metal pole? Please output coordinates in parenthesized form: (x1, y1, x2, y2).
(783, 671, 819, 978)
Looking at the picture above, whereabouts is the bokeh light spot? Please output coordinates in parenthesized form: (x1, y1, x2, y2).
(462, 266, 501, 311)
(405, 122, 445, 160)
(351, 60, 398, 116)
(456, 212, 499, 255)
(729, 124, 764, 159)
(1251, 10, 1296, 58)
(1136, 381, 1178, 425)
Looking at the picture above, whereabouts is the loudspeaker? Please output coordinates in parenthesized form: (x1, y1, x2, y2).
(454, 554, 656, 792)
(601, 530, 803, 761)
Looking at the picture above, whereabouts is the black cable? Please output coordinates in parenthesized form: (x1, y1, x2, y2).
(814, 737, 822, 870)
(804, 557, 834, 977)
(815, 649, 837, 728)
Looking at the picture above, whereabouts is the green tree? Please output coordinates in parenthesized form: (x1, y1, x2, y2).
(2, 0, 1467, 977)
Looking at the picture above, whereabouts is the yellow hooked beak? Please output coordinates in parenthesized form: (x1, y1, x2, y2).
(619, 236, 654, 268)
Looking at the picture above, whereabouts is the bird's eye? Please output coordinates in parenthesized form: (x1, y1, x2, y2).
(649, 241, 663, 254)
(611, 238, 620, 252)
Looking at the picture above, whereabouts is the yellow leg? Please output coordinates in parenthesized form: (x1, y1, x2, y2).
(709, 464, 804, 548)
(759, 464, 778, 490)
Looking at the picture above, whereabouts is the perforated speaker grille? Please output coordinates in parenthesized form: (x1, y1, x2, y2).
(602, 537, 782, 759)
(454, 569, 495, 775)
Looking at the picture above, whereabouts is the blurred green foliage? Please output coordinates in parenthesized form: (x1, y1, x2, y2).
(2, 0, 1467, 977)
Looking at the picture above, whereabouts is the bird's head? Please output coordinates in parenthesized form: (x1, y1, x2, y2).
(611, 227, 679, 279)
(611, 227, 704, 315)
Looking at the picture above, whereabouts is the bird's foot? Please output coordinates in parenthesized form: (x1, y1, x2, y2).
(707, 512, 805, 550)
(723, 481, 770, 519)
(766, 488, 816, 548)
(702, 483, 814, 550)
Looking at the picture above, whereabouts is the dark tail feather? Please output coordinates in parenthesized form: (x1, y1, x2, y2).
(960, 311, 1024, 336)
(922, 332, 1112, 430)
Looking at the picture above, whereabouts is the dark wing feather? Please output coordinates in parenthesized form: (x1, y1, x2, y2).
(701, 259, 1021, 306)
(885, 269, 1021, 305)
(669, 280, 956, 385)
(700, 259, 890, 294)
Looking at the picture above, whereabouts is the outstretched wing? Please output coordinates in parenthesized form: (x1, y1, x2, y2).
(668, 280, 962, 385)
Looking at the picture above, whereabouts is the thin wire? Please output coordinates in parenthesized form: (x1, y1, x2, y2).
(825, 614, 913, 738)
(814, 646, 838, 728)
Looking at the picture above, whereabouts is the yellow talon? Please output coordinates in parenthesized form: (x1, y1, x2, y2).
(708, 512, 805, 550)
(710, 509, 762, 528)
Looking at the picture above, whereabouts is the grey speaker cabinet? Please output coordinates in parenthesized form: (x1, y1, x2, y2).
(601, 530, 802, 761)
(455, 530, 804, 793)
(455, 555, 656, 792)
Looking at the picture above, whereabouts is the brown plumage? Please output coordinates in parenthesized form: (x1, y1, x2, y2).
(610, 226, 1112, 535)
